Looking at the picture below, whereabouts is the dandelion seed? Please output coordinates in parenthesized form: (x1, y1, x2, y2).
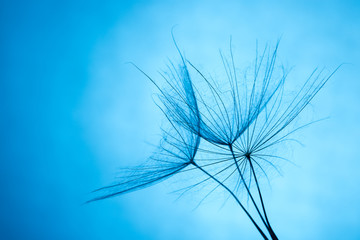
(89, 38, 339, 240)
(88, 57, 201, 203)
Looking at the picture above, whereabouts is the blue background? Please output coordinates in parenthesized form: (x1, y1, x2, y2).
(1, 0, 359, 239)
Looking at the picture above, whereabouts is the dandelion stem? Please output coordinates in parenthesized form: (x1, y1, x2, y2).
(192, 162, 269, 240)
(248, 156, 278, 240)
(229, 144, 270, 231)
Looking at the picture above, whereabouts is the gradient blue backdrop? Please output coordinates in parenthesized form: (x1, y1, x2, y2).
(1, 0, 359, 239)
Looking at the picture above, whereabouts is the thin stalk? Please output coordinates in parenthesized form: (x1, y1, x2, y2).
(192, 162, 269, 240)
(229, 144, 270, 231)
(248, 157, 278, 240)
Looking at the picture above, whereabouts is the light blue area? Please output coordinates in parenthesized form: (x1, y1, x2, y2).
(1, 0, 359, 239)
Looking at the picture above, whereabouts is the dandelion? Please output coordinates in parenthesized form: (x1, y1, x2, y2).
(89, 38, 339, 240)
(88, 53, 201, 202)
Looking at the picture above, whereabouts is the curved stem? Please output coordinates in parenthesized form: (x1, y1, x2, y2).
(228, 144, 270, 230)
(192, 162, 269, 240)
(248, 157, 278, 240)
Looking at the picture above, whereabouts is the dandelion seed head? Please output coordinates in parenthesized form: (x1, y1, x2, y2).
(90, 38, 339, 240)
